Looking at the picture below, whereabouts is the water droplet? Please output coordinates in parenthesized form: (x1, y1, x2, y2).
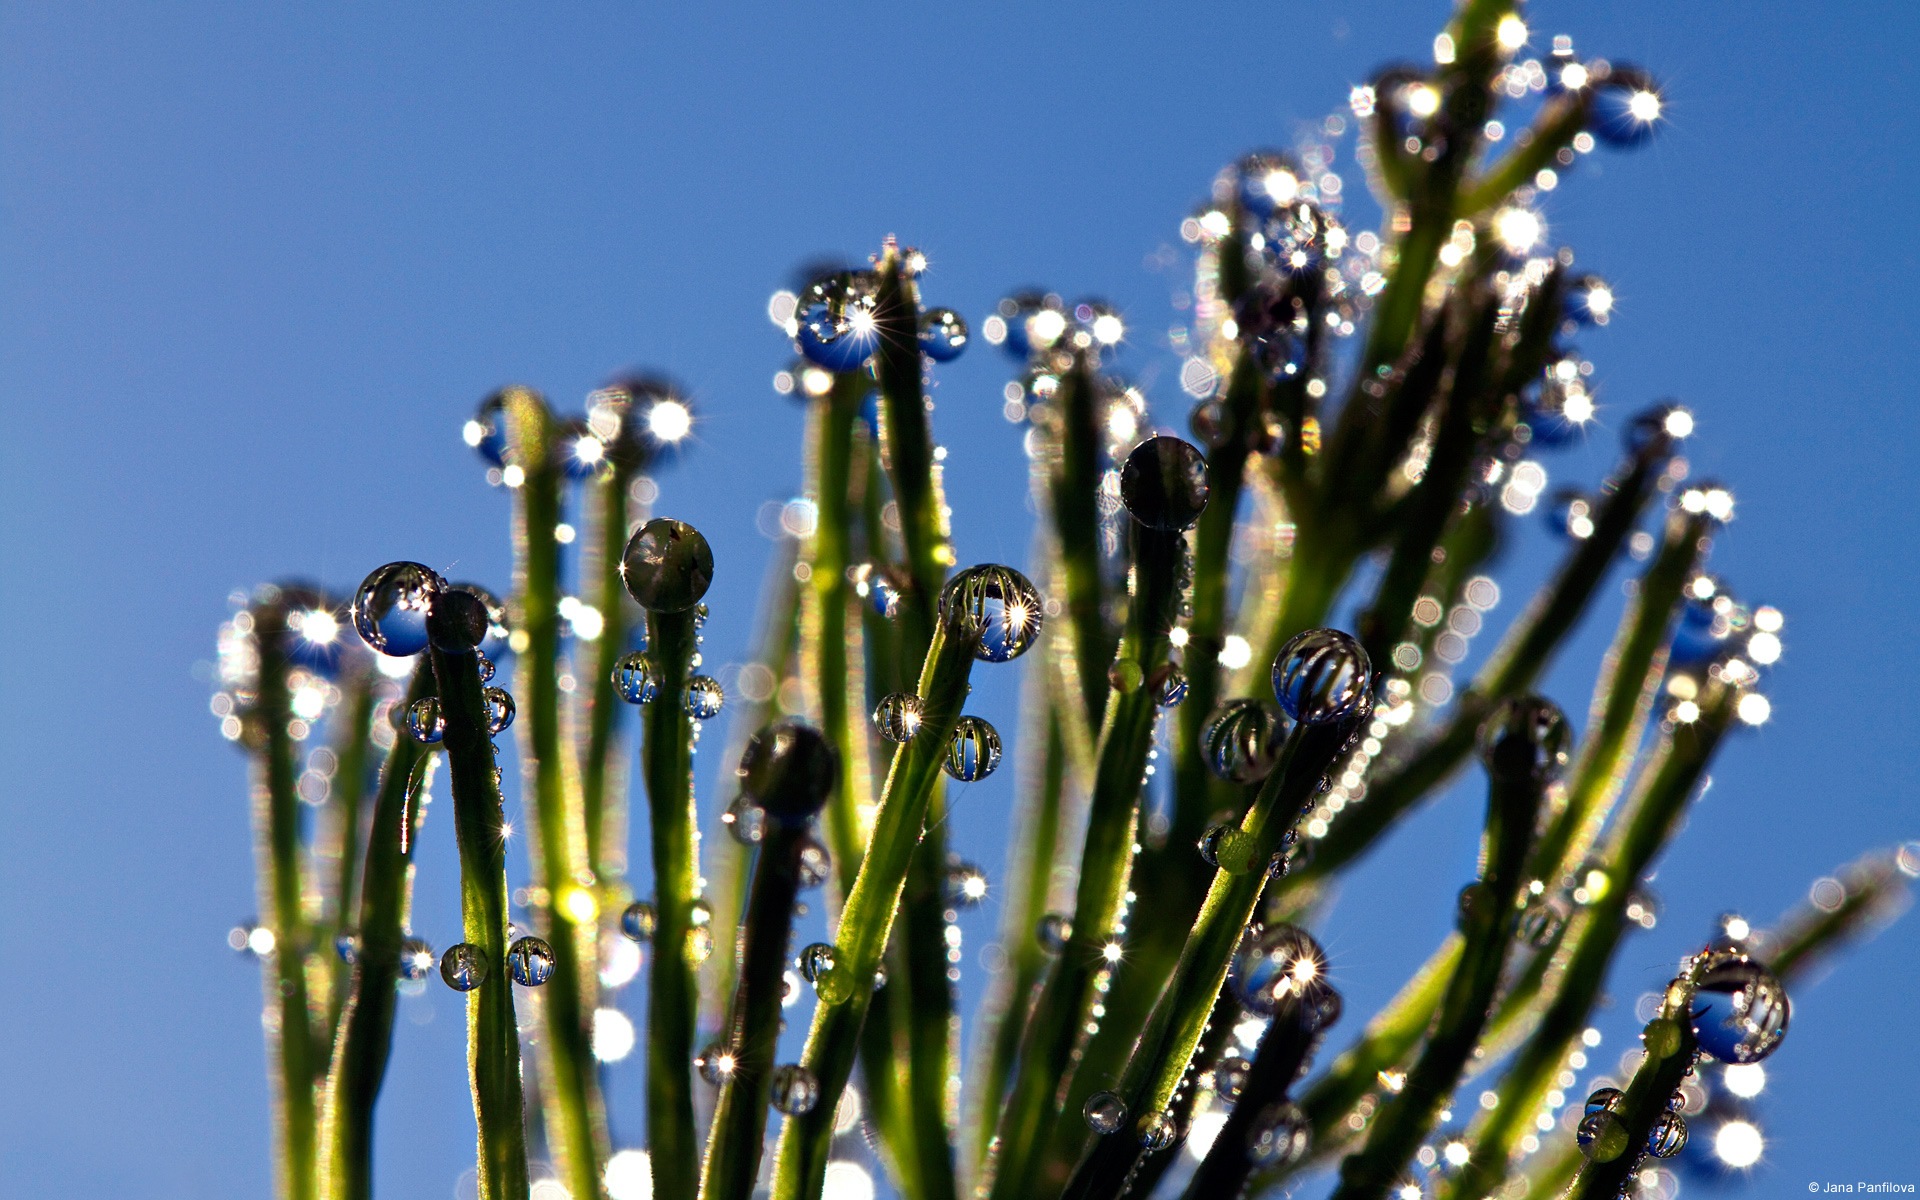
(1456, 882, 1494, 928)
(802, 943, 852, 1004)
(919, 307, 970, 362)
(1037, 913, 1073, 953)
(406, 697, 445, 744)
(771, 1063, 821, 1115)
(1107, 658, 1144, 694)
(1150, 663, 1189, 707)
(686, 925, 714, 963)
(944, 861, 989, 908)
(613, 652, 660, 704)
(685, 676, 725, 720)
(1198, 824, 1258, 874)
(440, 942, 488, 991)
(620, 518, 714, 613)
(353, 563, 444, 657)
(1520, 899, 1567, 947)
(794, 271, 883, 372)
(399, 938, 434, 981)
(1271, 628, 1371, 724)
(1477, 695, 1571, 781)
(796, 835, 831, 890)
(696, 1041, 737, 1086)
(427, 588, 489, 651)
(335, 934, 358, 964)
(1119, 436, 1210, 531)
(1136, 1111, 1178, 1152)
(866, 565, 906, 618)
(1205, 700, 1284, 783)
(725, 796, 766, 844)
(1213, 1055, 1250, 1102)
(451, 584, 513, 662)
(1234, 150, 1303, 216)
(1646, 1111, 1688, 1158)
(620, 901, 657, 942)
(1084, 1091, 1128, 1135)
(737, 719, 837, 819)
(1691, 952, 1789, 1064)
(1576, 1109, 1628, 1161)
(508, 936, 555, 986)
(1232, 925, 1331, 1020)
(477, 655, 496, 683)
(483, 687, 516, 735)
(1247, 1101, 1311, 1166)
(873, 692, 926, 742)
(944, 716, 1002, 782)
(1585, 1088, 1623, 1116)
(1588, 71, 1663, 148)
(800, 942, 837, 982)
(940, 566, 1044, 662)
(468, 391, 509, 466)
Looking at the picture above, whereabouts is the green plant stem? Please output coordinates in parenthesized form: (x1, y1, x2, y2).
(582, 457, 641, 878)
(699, 818, 811, 1200)
(504, 389, 609, 1200)
(1183, 998, 1319, 1200)
(1330, 746, 1548, 1200)
(1049, 356, 1115, 725)
(640, 605, 702, 1197)
(1439, 685, 1736, 1200)
(427, 636, 530, 1200)
(317, 669, 434, 1200)
(1768, 845, 1920, 977)
(1565, 997, 1701, 1200)
(325, 666, 378, 1028)
(770, 620, 975, 1200)
(986, 523, 1183, 1200)
(250, 604, 320, 1200)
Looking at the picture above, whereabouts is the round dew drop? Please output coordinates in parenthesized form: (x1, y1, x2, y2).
(1271, 628, 1371, 724)
(770, 1064, 821, 1115)
(440, 943, 488, 992)
(872, 692, 925, 742)
(613, 652, 660, 704)
(1247, 1101, 1311, 1166)
(1084, 1091, 1128, 1136)
(620, 901, 657, 943)
(482, 687, 515, 735)
(685, 675, 725, 720)
(352, 562, 444, 657)
(944, 716, 1002, 782)
(406, 697, 445, 744)
(508, 936, 555, 986)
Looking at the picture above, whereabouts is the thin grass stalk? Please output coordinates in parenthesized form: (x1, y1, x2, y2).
(580, 442, 645, 878)
(427, 615, 530, 1200)
(1183, 998, 1319, 1199)
(249, 601, 321, 1200)
(318, 667, 435, 1200)
(1563, 981, 1702, 1200)
(770, 617, 976, 1200)
(324, 663, 378, 1031)
(503, 388, 609, 1199)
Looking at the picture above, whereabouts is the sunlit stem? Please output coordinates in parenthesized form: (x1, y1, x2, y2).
(318, 667, 434, 1200)
(581, 450, 647, 880)
(427, 632, 530, 1200)
(503, 388, 610, 1200)
(323, 664, 378, 1035)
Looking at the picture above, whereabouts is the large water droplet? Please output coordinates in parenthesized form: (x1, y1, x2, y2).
(353, 563, 444, 657)
(725, 796, 766, 845)
(1691, 952, 1789, 1064)
(1213, 1055, 1250, 1102)
(1647, 1111, 1688, 1159)
(620, 901, 657, 943)
(944, 716, 1002, 782)
(620, 519, 714, 613)
(483, 687, 516, 735)
(685, 676, 725, 720)
(1136, 1111, 1178, 1151)
(1232, 925, 1331, 1020)
(696, 1041, 737, 1086)
(794, 271, 883, 372)
(919, 307, 969, 362)
(406, 697, 445, 744)
(1271, 629, 1371, 724)
(873, 692, 926, 742)
(737, 719, 838, 819)
(1233, 151, 1303, 217)
(1084, 1091, 1128, 1136)
(1247, 1101, 1311, 1166)
(1205, 700, 1284, 783)
(1576, 1109, 1628, 1161)
(468, 392, 509, 466)
(940, 566, 1043, 662)
(1037, 913, 1072, 953)
(1119, 436, 1210, 531)
(1584, 1087, 1623, 1116)
(1150, 663, 1189, 707)
(771, 1064, 821, 1115)
(1198, 823, 1258, 874)
(508, 936, 555, 986)
(440, 942, 488, 991)
(613, 652, 660, 704)
(1477, 695, 1571, 782)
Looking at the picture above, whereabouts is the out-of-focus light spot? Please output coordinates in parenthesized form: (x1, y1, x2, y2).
(1091, 313, 1126, 346)
(1722, 1062, 1766, 1099)
(605, 1149, 652, 1200)
(1664, 408, 1695, 438)
(768, 290, 798, 328)
(1810, 876, 1847, 912)
(649, 399, 692, 443)
(1444, 1139, 1471, 1167)
(530, 1180, 569, 1200)
(573, 436, 606, 467)
(801, 366, 834, 398)
(601, 937, 642, 988)
(570, 604, 605, 642)
(563, 887, 600, 923)
(1722, 913, 1752, 941)
(1736, 693, 1771, 726)
(822, 1161, 875, 1200)
(834, 1087, 865, 1135)
(502, 464, 526, 488)
(1493, 207, 1544, 254)
(982, 315, 1008, 345)
(1432, 33, 1455, 64)
(1559, 62, 1590, 91)
(291, 685, 327, 721)
(462, 420, 486, 447)
(248, 926, 277, 956)
(1218, 635, 1253, 670)
(593, 1008, 636, 1061)
(299, 609, 340, 647)
(1747, 631, 1781, 665)
(1107, 405, 1139, 443)
(1168, 626, 1190, 648)
(1407, 83, 1442, 118)
(1714, 1119, 1764, 1168)
(1028, 309, 1068, 348)
(1672, 700, 1701, 724)
(1627, 88, 1663, 125)
(1102, 941, 1124, 964)
(1495, 14, 1528, 51)
(555, 523, 577, 544)
(1198, 209, 1231, 239)
(1187, 1110, 1228, 1160)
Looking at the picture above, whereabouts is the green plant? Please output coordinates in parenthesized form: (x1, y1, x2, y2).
(214, 5, 1916, 1199)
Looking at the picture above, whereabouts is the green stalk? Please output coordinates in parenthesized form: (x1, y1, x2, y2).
(699, 815, 812, 1200)
(250, 602, 320, 1200)
(503, 388, 609, 1200)
(640, 604, 702, 1195)
(1329, 711, 1550, 1200)
(325, 664, 378, 1032)
(985, 523, 1183, 1200)
(1565, 989, 1702, 1200)
(1048, 356, 1115, 725)
(1183, 997, 1318, 1199)
(317, 668, 434, 1200)
(427, 621, 530, 1200)
(1767, 844, 1920, 977)
(770, 619, 976, 1200)
(1439, 685, 1736, 1200)
(581, 446, 641, 878)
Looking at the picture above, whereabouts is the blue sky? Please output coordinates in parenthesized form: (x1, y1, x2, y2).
(2, 2, 1915, 1195)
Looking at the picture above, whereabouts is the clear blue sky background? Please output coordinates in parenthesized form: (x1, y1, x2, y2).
(2, 2, 1916, 1195)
